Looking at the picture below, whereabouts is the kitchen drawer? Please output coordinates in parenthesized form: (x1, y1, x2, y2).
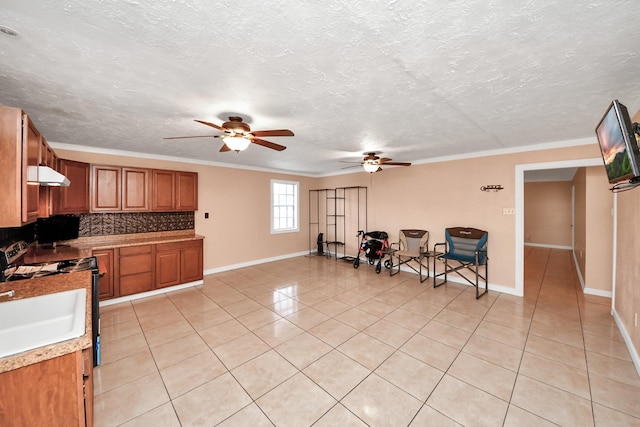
(119, 245, 152, 256)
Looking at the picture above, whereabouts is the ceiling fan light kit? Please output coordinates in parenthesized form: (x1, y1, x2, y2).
(341, 152, 412, 173)
(165, 116, 293, 153)
(363, 162, 380, 173)
(224, 135, 251, 151)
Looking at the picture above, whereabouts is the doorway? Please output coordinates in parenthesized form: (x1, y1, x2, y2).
(514, 158, 604, 296)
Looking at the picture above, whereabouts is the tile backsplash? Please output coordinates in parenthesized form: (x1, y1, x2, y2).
(79, 212, 195, 237)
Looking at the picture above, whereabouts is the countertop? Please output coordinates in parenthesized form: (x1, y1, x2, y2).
(0, 231, 204, 373)
(0, 270, 94, 373)
(23, 230, 204, 263)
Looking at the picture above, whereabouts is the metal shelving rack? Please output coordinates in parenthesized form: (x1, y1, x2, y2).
(309, 186, 367, 260)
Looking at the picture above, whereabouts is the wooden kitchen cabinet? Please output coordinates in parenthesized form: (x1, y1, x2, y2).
(118, 245, 154, 296)
(0, 107, 41, 227)
(38, 137, 59, 218)
(57, 159, 90, 214)
(91, 165, 121, 211)
(92, 248, 115, 299)
(176, 171, 198, 211)
(155, 239, 203, 288)
(24, 117, 41, 224)
(122, 167, 150, 211)
(151, 169, 175, 211)
(91, 165, 150, 212)
(0, 349, 93, 426)
(152, 169, 198, 211)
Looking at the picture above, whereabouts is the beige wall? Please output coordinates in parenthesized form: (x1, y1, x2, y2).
(524, 181, 572, 247)
(615, 187, 640, 359)
(574, 168, 587, 278)
(614, 108, 640, 365)
(56, 149, 315, 270)
(584, 167, 614, 293)
(58, 142, 602, 292)
(319, 144, 603, 292)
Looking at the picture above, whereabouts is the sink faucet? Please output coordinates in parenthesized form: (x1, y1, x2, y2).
(0, 290, 15, 298)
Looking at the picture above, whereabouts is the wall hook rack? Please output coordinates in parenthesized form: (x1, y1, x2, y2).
(480, 185, 504, 192)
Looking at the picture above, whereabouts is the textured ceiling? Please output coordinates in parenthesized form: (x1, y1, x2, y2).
(1, 0, 638, 176)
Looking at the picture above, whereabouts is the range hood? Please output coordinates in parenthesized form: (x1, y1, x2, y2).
(27, 166, 71, 187)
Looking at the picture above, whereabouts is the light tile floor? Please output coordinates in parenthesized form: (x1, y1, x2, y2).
(94, 247, 640, 426)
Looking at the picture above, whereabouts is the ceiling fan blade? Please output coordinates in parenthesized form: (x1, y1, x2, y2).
(341, 164, 363, 169)
(250, 129, 294, 137)
(378, 157, 393, 163)
(219, 144, 231, 152)
(251, 138, 286, 151)
(194, 119, 225, 131)
(381, 162, 412, 166)
(163, 135, 218, 140)
(339, 160, 364, 164)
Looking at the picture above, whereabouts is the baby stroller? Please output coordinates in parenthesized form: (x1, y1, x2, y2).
(354, 230, 391, 274)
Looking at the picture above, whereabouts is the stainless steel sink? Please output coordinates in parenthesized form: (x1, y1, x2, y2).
(0, 288, 86, 358)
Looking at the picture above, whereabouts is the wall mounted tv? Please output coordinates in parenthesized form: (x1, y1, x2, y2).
(595, 99, 640, 184)
(36, 215, 80, 247)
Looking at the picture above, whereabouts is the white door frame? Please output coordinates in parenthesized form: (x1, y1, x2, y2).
(515, 158, 603, 296)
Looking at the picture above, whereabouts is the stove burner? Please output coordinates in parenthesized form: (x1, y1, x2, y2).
(1, 256, 97, 281)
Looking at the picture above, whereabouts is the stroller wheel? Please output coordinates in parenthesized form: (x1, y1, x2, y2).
(384, 260, 392, 269)
(376, 262, 382, 274)
(354, 258, 360, 268)
(368, 258, 375, 265)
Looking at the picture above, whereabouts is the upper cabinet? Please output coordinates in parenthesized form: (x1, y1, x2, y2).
(0, 107, 41, 227)
(152, 169, 198, 212)
(123, 167, 150, 211)
(91, 166, 195, 213)
(57, 159, 90, 214)
(90, 165, 151, 212)
(176, 171, 198, 211)
(38, 137, 59, 218)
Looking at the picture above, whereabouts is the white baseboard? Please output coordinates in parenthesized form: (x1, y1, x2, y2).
(612, 308, 640, 378)
(99, 279, 204, 307)
(572, 250, 586, 291)
(583, 288, 613, 298)
(393, 262, 522, 297)
(524, 242, 572, 250)
(203, 250, 311, 276)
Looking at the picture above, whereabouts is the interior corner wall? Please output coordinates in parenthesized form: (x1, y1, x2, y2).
(524, 181, 572, 247)
(614, 186, 640, 361)
(573, 168, 587, 282)
(584, 167, 614, 294)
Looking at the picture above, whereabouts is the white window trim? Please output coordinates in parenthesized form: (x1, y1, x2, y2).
(271, 179, 299, 234)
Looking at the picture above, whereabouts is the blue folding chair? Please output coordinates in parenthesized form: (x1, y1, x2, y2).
(433, 227, 488, 299)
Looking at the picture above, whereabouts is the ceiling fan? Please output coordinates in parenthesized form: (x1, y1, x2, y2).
(164, 116, 294, 152)
(342, 152, 412, 173)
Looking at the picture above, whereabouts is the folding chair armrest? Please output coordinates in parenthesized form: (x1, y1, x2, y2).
(433, 241, 447, 253)
(475, 247, 488, 263)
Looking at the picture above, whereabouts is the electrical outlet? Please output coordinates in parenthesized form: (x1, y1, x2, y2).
(502, 208, 515, 215)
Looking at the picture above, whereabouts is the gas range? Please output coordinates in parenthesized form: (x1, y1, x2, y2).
(0, 240, 97, 281)
(2, 257, 98, 281)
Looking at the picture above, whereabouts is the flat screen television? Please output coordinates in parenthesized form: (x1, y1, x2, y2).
(595, 99, 640, 184)
(36, 215, 80, 247)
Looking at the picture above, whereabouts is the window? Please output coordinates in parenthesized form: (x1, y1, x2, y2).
(271, 179, 299, 233)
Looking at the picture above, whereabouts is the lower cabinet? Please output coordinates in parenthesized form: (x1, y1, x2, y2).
(118, 245, 154, 297)
(92, 249, 114, 299)
(155, 240, 203, 288)
(94, 239, 203, 300)
(0, 349, 93, 427)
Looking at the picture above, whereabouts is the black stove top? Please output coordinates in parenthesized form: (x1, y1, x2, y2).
(1, 255, 98, 282)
